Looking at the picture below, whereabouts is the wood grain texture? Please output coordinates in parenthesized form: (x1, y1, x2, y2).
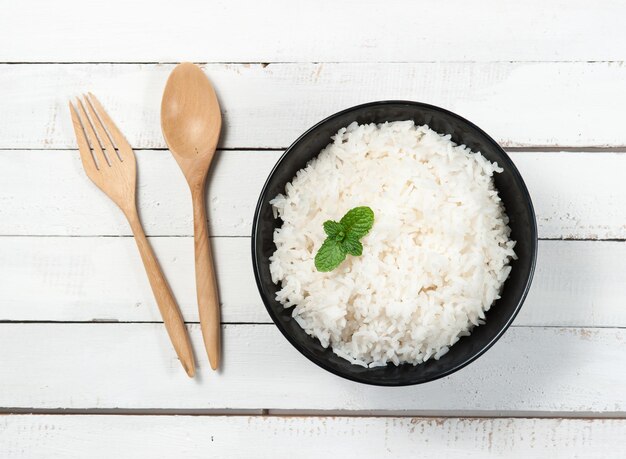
(2, 1, 624, 62)
(2, 150, 626, 239)
(2, 238, 626, 328)
(0, 236, 258, 323)
(2, 63, 626, 149)
(126, 217, 195, 377)
(0, 149, 268, 237)
(1, 415, 624, 459)
(0, 324, 623, 411)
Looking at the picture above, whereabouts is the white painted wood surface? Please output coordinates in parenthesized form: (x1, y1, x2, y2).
(3, 1, 626, 62)
(2, 0, 626, 454)
(2, 238, 626, 328)
(3, 150, 626, 239)
(1, 415, 624, 459)
(3, 63, 626, 149)
(0, 324, 624, 411)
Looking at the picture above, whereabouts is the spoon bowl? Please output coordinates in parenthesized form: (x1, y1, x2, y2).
(162, 62, 222, 168)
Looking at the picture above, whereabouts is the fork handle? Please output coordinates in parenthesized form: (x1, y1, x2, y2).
(127, 213, 195, 377)
(191, 186, 221, 371)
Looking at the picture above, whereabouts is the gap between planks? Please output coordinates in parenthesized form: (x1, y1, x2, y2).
(1, 61, 625, 65)
(3, 146, 626, 152)
(0, 235, 624, 241)
(0, 321, 623, 330)
(0, 408, 625, 419)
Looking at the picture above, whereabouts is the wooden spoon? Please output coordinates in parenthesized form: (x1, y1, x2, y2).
(161, 63, 222, 370)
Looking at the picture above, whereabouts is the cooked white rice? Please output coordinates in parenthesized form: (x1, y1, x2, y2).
(269, 120, 516, 367)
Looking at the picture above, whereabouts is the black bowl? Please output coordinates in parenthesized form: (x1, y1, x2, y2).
(252, 101, 537, 386)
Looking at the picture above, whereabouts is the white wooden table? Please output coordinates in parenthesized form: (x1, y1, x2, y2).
(1, 1, 625, 457)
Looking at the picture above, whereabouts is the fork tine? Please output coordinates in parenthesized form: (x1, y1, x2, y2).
(75, 98, 109, 168)
(69, 101, 100, 174)
(87, 93, 134, 162)
(83, 94, 120, 164)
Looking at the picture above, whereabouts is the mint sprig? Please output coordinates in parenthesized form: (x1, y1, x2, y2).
(314, 206, 374, 272)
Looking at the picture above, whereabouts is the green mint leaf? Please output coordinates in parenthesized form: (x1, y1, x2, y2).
(342, 235, 363, 256)
(339, 206, 375, 239)
(315, 206, 374, 272)
(323, 220, 344, 239)
(314, 238, 347, 272)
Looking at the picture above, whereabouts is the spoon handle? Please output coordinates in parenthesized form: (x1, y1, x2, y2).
(191, 186, 221, 370)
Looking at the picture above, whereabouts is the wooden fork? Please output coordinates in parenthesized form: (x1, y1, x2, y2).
(69, 93, 195, 377)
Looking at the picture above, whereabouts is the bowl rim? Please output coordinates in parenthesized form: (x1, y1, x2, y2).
(251, 99, 538, 386)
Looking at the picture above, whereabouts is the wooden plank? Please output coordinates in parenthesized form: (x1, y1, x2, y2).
(0, 149, 270, 237)
(0, 324, 623, 411)
(519, 241, 626, 327)
(0, 236, 264, 323)
(2, 1, 624, 62)
(2, 63, 626, 149)
(1, 415, 624, 459)
(515, 152, 626, 240)
(2, 150, 626, 239)
(2, 237, 626, 328)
